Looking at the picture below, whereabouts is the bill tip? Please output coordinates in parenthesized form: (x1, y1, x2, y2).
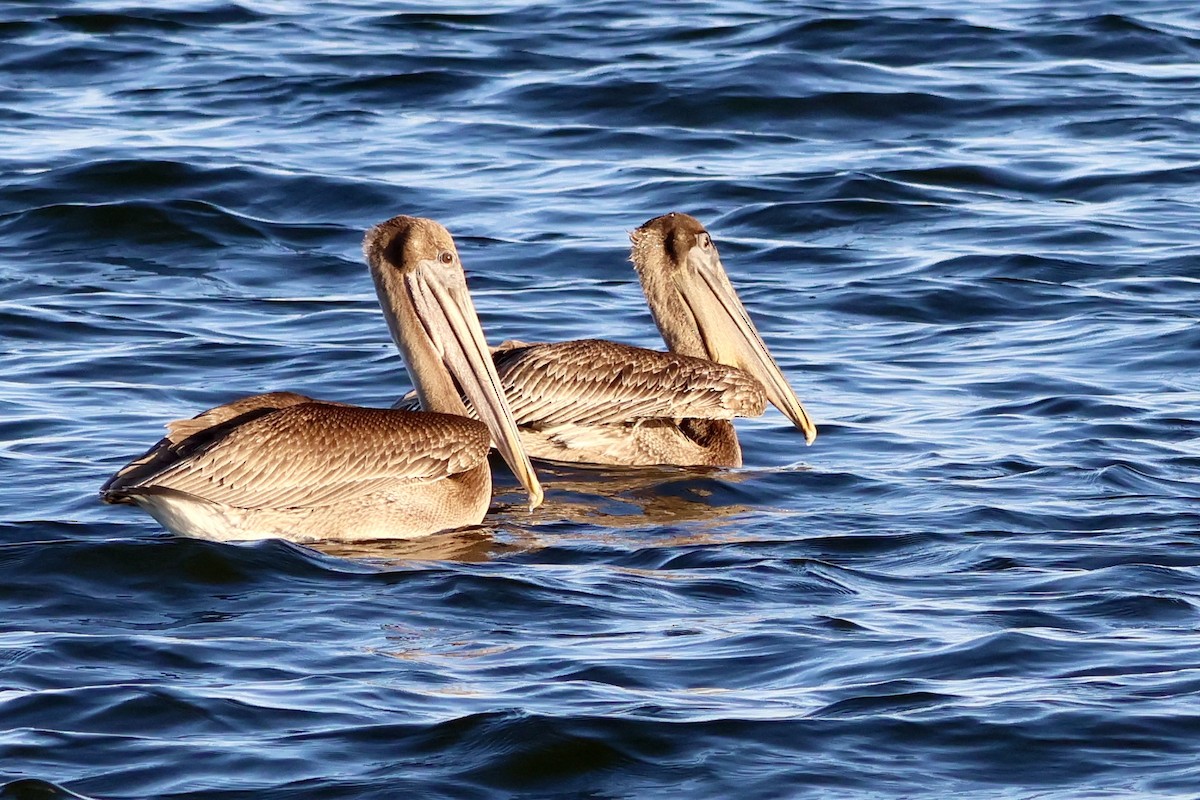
(527, 484, 545, 511)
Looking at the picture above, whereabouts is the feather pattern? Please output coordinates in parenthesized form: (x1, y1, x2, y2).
(379, 211, 814, 469)
(105, 399, 490, 510)
(104, 392, 323, 497)
(163, 391, 318, 443)
(101, 214, 540, 541)
(493, 339, 766, 429)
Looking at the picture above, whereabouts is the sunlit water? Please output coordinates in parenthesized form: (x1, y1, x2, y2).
(2, 2, 1199, 798)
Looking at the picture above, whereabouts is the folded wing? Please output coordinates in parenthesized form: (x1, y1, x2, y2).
(494, 339, 767, 428)
(104, 399, 490, 510)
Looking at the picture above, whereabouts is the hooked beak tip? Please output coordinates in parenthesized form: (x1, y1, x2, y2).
(527, 484, 545, 511)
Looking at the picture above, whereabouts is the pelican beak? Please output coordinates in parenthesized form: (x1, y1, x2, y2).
(677, 248, 818, 445)
(405, 262, 544, 509)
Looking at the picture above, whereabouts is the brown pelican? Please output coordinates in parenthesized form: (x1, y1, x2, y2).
(401, 212, 817, 467)
(101, 216, 543, 542)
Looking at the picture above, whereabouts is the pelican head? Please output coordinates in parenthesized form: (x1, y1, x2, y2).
(364, 215, 543, 508)
(630, 212, 817, 445)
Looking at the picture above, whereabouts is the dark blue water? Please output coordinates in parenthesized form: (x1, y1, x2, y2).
(3, 1, 1199, 797)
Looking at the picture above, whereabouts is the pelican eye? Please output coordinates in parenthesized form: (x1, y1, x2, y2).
(699, 234, 712, 250)
(438, 250, 454, 265)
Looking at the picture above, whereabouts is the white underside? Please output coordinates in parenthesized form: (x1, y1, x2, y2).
(132, 492, 440, 543)
(135, 493, 309, 542)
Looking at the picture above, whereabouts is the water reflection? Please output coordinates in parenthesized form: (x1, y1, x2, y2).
(314, 459, 757, 562)
(507, 460, 755, 529)
(315, 525, 514, 563)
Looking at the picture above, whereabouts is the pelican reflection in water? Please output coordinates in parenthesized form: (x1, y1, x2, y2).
(319, 462, 758, 563)
(404, 212, 817, 467)
(101, 216, 542, 542)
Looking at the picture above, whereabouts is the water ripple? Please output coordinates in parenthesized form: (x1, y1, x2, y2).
(2, 0, 1199, 797)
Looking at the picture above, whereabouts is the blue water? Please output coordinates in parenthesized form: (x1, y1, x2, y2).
(2, 1, 1199, 797)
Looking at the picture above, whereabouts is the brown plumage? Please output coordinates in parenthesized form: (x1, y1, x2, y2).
(401, 213, 817, 467)
(106, 399, 489, 510)
(100, 217, 542, 542)
(493, 339, 766, 427)
(505, 212, 816, 466)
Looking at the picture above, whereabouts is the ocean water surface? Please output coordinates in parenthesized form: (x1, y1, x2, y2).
(2, 1, 1199, 797)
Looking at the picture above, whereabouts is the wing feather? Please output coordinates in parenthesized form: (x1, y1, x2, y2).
(163, 391, 321, 443)
(106, 402, 489, 509)
(103, 392, 323, 497)
(494, 340, 766, 428)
